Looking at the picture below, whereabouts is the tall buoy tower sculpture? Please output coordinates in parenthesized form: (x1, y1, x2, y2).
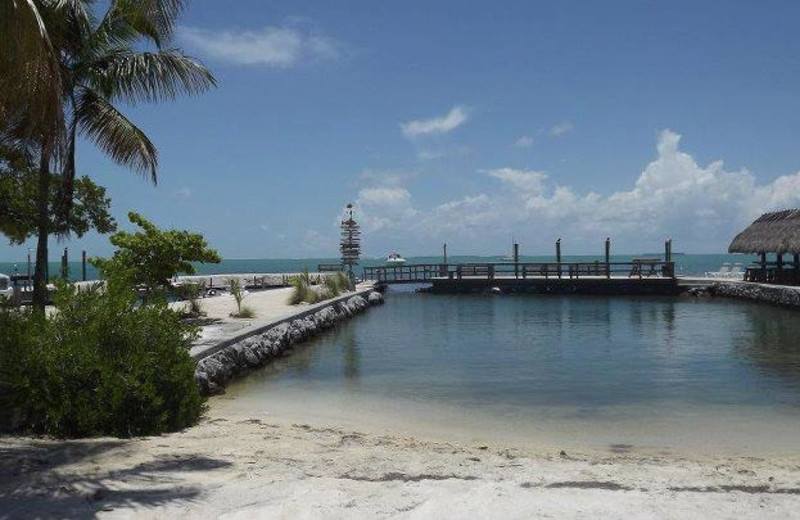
(340, 203, 361, 279)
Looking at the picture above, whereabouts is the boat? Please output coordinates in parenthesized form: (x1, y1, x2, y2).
(385, 252, 407, 265)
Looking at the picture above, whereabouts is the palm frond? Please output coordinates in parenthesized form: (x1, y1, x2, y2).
(76, 88, 158, 183)
(0, 0, 65, 143)
(89, 49, 216, 103)
(94, 0, 186, 48)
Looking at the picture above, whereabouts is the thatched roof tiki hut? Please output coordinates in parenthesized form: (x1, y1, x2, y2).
(729, 210, 800, 284)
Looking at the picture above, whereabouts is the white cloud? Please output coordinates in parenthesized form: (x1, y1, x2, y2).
(550, 121, 574, 137)
(358, 169, 415, 186)
(178, 25, 342, 66)
(487, 168, 547, 195)
(349, 129, 800, 253)
(514, 135, 534, 148)
(173, 186, 192, 199)
(352, 177, 418, 233)
(416, 145, 471, 161)
(400, 106, 469, 138)
(301, 229, 334, 251)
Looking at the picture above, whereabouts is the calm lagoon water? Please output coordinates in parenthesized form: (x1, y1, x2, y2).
(223, 289, 800, 455)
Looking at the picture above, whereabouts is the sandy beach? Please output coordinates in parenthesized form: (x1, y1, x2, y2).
(2, 401, 800, 519)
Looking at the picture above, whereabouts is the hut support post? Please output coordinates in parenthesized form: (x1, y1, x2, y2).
(777, 253, 784, 283)
(556, 239, 562, 279)
(794, 253, 800, 285)
(605, 238, 611, 279)
(761, 252, 767, 283)
(664, 239, 672, 277)
(513, 241, 519, 278)
(82, 250, 87, 281)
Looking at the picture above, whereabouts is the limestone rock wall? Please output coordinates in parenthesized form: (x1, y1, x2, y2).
(195, 292, 384, 396)
(706, 282, 800, 308)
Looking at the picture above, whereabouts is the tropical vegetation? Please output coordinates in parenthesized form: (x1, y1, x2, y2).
(0, 0, 216, 308)
(91, 211, 221, 297)
(0, 275, 205, 438)
(290, 271, 354, 305)
(0, 144, 116, 245)
(226, 277, 254, 318)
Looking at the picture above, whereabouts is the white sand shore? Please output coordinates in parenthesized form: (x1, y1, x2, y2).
(2, 402, 799, 519)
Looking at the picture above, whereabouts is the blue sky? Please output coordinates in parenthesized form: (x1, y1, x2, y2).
(4, 0, 800, 261)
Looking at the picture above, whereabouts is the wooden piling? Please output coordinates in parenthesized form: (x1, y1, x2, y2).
(556, 239, 562, 279)
(61, 248, 68, 280)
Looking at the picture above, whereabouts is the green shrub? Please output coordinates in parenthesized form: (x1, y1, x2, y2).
(175, 281, 205, 317)
(0, 279, 205, 438)
(325, 271, 354, 295)
(236, 305, 255, 319)
(91, 212, 221, 296)
(289, 270, 317, 305)
(290, 271, 353, 305)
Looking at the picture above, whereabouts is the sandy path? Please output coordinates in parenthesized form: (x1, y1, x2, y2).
(2, 404, 799, 519)
(171, 284, 374, 355)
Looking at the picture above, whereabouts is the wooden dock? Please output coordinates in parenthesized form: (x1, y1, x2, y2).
(363, 261, 682, 295)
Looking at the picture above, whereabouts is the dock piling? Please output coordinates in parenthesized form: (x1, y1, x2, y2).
(556, 239, 562, 279)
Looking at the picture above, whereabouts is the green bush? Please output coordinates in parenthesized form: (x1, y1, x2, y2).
(92, 212, 221, 296)
(0, 279, 205, 438)
(175, 281, 205, 317)
(236, 305, 255, 319)
(290, 271, 354, 305)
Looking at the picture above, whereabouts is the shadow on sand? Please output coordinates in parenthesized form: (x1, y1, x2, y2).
(0, 439, 232, 519)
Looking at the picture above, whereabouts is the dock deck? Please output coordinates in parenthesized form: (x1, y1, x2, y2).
(362, 261, 704, 295)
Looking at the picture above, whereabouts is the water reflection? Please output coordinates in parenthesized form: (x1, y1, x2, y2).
(232, 292, 800, 413)
(340, 330, 361, 381)
(736, 305, 800, 393)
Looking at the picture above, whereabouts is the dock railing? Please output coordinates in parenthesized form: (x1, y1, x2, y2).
(363, 260, 675, 284)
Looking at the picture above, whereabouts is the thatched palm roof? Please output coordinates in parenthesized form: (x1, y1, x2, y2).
(729, 210, 800, 254)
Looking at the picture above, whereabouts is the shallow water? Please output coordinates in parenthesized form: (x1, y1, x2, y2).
(222, 290, 800, 455)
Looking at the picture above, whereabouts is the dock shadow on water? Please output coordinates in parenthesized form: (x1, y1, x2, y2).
(222, 290, 800, 454)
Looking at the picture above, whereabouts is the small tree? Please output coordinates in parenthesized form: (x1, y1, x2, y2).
(227, 278, 254, 318)
(0, 146, 116, 251)
(92, 212, 221, 295)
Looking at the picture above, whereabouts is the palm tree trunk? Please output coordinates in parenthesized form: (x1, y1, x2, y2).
(32, 140, 51, 310)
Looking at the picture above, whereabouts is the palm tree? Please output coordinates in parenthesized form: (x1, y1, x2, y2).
(0, 0, 216, 308)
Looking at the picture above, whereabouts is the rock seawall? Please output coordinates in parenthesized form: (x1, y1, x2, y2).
(195, 292, 384, 396)
(705, 282, 800, 308)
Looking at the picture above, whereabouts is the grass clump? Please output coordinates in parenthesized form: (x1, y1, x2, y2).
(236, 305, 255, 319)
(0, 278, 205, 438)
(290, 271, 354, 305)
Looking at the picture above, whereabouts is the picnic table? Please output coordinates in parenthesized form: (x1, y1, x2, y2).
(628, 259, 661, 278)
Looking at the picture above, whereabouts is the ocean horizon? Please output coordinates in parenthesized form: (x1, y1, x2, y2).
(0, 253, 760, 282)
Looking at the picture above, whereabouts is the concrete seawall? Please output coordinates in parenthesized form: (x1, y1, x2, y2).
(193, 287, 384, 396)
